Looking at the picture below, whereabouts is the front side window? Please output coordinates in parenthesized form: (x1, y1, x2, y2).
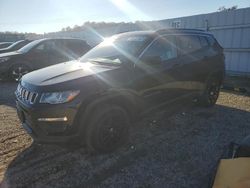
(178, 35, 201, 54)
(141, 36, 177, 64)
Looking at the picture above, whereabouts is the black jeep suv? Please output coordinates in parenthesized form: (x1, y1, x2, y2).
(15, 29, 225, 153)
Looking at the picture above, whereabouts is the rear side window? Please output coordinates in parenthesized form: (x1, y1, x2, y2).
(177, 35, 201, 54)
(207, 36, 216, 46)
(199, 36, 209, 48)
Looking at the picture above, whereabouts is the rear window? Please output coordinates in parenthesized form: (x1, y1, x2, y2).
(177, 35, 201, 54)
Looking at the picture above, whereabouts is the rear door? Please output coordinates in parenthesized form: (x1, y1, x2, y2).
(201, 35, 225, 77)
(196, 35, 217, 82)
(175, 34, 205, 94)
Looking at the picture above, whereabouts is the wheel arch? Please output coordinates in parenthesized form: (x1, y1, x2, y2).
(207, 69, 224, 84)
(74, 89, 143, 134)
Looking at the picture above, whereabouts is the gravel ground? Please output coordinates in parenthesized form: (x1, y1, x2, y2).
(0, 82, 250, 188)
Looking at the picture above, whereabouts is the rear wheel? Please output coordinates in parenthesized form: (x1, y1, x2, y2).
(85, 105, 130, 153)
(8, 64, 30, 81)
(198, 77, 221, 107)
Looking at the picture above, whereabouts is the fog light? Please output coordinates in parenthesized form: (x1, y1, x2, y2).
(37, 117, 68, 122)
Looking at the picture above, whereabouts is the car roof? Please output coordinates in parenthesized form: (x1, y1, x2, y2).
(114, 30, 155, 38)
(41, 38, 86, 42)
(115, 29, 212, 38)
(155, 28, 212, 36)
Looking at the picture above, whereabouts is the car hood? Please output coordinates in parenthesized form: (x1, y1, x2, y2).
(22, 60, 120, 87)
(0, 51, 21, 57)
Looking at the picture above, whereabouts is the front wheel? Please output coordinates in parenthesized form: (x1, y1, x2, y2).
(8, 64, 30, 81)
(198, 77, 221, 107)
(85, 105, 130, 153)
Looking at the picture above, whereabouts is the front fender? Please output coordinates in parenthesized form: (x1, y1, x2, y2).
(74, 88, 144, 132)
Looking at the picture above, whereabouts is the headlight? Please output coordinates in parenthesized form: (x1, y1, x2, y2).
(0, 57, 10, 63)
(39, 90, 80, 104)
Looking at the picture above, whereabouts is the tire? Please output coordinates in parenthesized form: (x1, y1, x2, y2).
(198, 76, 221, 107)
(85, 104, 130, 153)
(8, 64, 31, 81)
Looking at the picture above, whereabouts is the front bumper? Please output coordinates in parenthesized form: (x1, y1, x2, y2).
(16, 98, 81, 144)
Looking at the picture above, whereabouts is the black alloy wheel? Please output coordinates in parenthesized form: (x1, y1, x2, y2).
(85, 105, 130, 153)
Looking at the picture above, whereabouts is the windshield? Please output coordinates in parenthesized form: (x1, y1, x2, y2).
(17, 39, 44, 53)
(80, 35, 151, 65)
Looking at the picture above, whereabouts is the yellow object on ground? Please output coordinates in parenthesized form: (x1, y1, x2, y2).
(213, 158, 250, 188)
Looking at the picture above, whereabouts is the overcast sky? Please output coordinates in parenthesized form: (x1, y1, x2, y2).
(0, 0, 249, 33)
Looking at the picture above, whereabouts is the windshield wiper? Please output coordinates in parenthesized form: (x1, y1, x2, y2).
(89, 59, 121, 66)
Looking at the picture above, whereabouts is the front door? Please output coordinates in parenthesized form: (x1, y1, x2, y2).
(132, 35, 181, 109)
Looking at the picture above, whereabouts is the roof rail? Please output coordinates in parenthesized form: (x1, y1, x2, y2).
(156, 28, 206, 34)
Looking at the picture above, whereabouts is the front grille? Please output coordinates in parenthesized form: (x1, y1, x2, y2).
(16, 84, 38, 104)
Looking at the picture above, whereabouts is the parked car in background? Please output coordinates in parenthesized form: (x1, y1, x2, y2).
(0, 38, 91, 80)
(0, 42, 13, 49)
(0, 40, 32, 54)
(15, 29, 225, 153)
